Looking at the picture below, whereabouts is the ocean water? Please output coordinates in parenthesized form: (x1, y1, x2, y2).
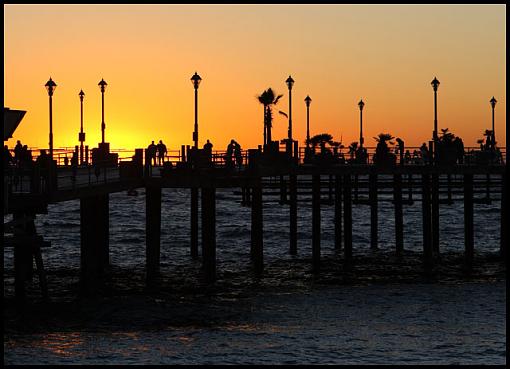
(3, 175, 506, 364)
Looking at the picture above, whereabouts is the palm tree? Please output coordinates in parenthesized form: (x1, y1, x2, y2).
(309, 133, 334, 151)
(257, 88, 283, 146)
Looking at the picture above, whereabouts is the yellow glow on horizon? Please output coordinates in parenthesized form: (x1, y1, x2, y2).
(4, 4, 506, 151)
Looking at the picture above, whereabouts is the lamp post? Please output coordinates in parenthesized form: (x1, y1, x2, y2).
(286, 75, 294, 142)
(98, 78, 107, 144)
(431, 77, 440, 142)
(191, 72, 202, 149)
(45, 77, 57, 160)
(490, 96, 497, 144)
(78, 90, 85, 164)
(305, 95, 312, 150)
(358, 99, 365, 148)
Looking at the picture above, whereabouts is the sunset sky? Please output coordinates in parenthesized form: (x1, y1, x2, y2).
(4, 4, 506, 152)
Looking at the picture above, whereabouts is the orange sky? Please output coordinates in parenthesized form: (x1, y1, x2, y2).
(4, 4, 506, 152)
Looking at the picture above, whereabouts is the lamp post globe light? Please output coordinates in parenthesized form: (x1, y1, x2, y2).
(431, 77, 440, 141)
(98, 78, 108, 145)
(304, 95, 312, 150)
(78, 90, 85, 164)
(286, 75, 294, 142)
(358, 99, 365, 148)
(45, 77, 57, 160)
(490, 96, 497, 144)
(191, 71, 202, 149)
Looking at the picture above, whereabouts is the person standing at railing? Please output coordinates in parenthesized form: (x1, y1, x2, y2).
(157, 140, 167, 166)
(396, 138, 405, 165)
(234, 140, 243, 170)
(147, 141, 157, 167)
(14, 140, 23, 167)
(203, 139, 213, 162)
(36, 149, 51, 192)
(71, 151, 78, 186)
(225, 140, 235, 169)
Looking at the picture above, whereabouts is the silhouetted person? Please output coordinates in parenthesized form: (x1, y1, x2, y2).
(14, 140, 22, 166)
(157, 140, 167, 166)
(71, 152, 78, 185)
(420, 143, 430, 164)
(454, 137, 464, 164)
(64, 156, 69, 167)
(147, 141, 157, 167)
(396, 138, 404, 165)
(203, 139, 213, 161)
(234, 141, 243, 169)
(404, 150, 411, 164)
(3, 145, 13, 169)
(36, 149, 51, 191)
(225, 139, 235, 169)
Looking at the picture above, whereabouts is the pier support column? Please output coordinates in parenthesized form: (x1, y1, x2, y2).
(312, 174, 321, 272)
(80, 194, 109, 294)
(279, 175, 287, 204)
(13, 212, 32, 303)
(202, 186, 216, 283)
(343, 174, 353, 262)
(501, 169, 508, 259)
(394, 173, 404, 256)
(369, 172, 378, 250)
(431, 173, 440, 256)
(421, 173, 433, 271)
(190, 187, 199, 259)
(289, 173, 297, 255)
(334, 174, 342, 251)
(146, 185, 161, 282)
(464, 173, 474, 270)
(251, 181, 263, 274)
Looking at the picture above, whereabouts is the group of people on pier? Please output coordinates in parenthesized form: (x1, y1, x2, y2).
(146, 140, 168, 166)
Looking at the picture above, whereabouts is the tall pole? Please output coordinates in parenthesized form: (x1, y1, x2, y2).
(79, 90, 85, 164)
(305, 95, 312, 150)
(288, 86, 292, 141)
(358, 99, 365, 149)
(431, 77, 440, 142)
(194, 86, 198, 149)
(101, 88, 105, 144)
(49, 94, 53, 160)
(490, 96, 497, 144)
(98, 78, 107, 145)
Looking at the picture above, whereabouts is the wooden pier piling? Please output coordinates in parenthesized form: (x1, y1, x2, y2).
(369, 172, 378, 250)
(464, 173, 474, 270)
(251, 182, 263, 274)
(421, 173, 433, 270)
(201, 186, 216, 282)
(431, 173, 440, 255)
(80, 194, 110, 293)
(334, 174, 342, 251)
(343, 174, 353, 262)
(146, 185, 161, 282)
(289, 173, 298, 255)
(393, 173, 404, 256)
(312, 174, 321, 272)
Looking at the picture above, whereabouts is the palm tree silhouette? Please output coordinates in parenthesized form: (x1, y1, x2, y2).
(257, 88, 283, 146)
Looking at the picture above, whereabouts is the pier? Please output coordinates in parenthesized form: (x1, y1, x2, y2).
(3, 146, 507, 302)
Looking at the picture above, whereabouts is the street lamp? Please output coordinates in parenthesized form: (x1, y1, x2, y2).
(78, 90, 85, 164)
(358, 99, 365, 148)
(191, 71, 202, 149)
(286, 75, 294, 142)
(305, 95, 312, 150)
(98, 78, 107, 144)
(45, 77, 57, 160)
(431, 77, 440, 141)
(490, 96, 497, 144)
